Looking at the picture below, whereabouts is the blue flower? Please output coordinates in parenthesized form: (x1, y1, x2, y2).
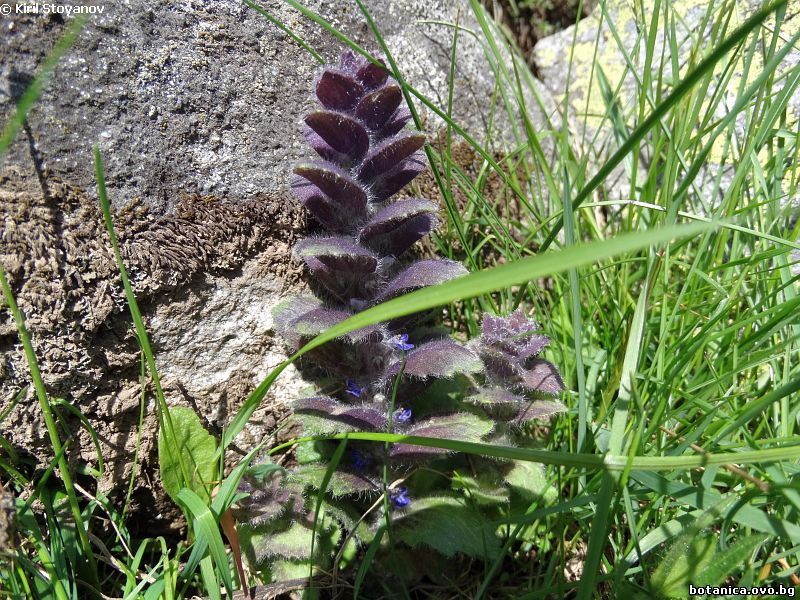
(351, 449, 371, 471)
(390, 486, 411, 508)
(345, 379, 365, 398)
(393, 407, 412, 423)
(390, 333, 414, 352)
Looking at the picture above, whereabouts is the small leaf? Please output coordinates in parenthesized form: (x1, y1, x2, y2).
(356, 134, 426, 183)
(158, 406, 217, 504)
(379, 107, 412, 138)
(512, 399, 566, 424)
(519, 360, 565, 394)
(315, 69, 364, 111)
(378, 259, 468, 301)
(294, 237, 378, 273)
(452, 474, 510, 506)
(390, 413, 493, 461)
(694, 534, 768, 587)
(290, 463, 379, 497)
(305, 111, 369, 162)
(370, 153, 427, 202)
(359, 199, 438, 256)
(355, 84, 402, 129)
(504, 461, 557, 504)
(466, 387, 525, 406)
(288, 307, 382, 345)
(294, 396, 387, 432)
(355, 58, 389, 89)
(393, 496, 501, 558)
(256, 522, 315, 561)
(387, 339, 483, 379)
(293, 161, 368, 211)
(650, 531, 716, 598)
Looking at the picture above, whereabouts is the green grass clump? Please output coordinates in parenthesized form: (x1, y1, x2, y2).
(2, 0, 799, 598)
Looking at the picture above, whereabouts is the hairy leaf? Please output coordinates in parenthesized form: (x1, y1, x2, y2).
(291, 464, 380, 497)
(379, 107, 412, 138)
(452, 474, 510, 506)
(256, 522, 315, 561)
(290, 307, 382, 344)
(504, 460, 557, 504)
(359, 199, 438, 256)
(357, 133, 426, 183)
(355, 84, 402, 129)
(295, 237, 378, 273)
(294, 396, 387, 432)
(519, 360, 565, 394)
(293, 162, 367, 211)
(305, 111, 369, 162)
(393, 496, 501, 558)
(354, 57, 388, 89)
(512, 399, 566, 424)
(387, 339, 483, 379)
(378, 259, 468, 301)
(315, 69, 364, 111)
(370, 152, 427, 202)
(158, 406, 217, 504)
(390, 412, 493, 460)
(466, 387, 525, 406)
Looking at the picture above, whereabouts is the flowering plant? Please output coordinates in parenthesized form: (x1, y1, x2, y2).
(233, 52, 565, 585)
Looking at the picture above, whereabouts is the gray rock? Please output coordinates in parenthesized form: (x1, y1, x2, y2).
(0, 0, 554, 524)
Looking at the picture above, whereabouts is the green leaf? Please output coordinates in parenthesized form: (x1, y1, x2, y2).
(158, 406, 217, 504)
(695, 534, 769, 587)
(452, 473, 510, 506)
(393, 495, 501, 558)
(290, 464, 378, 497)
(650, 531, 716, 599)
(504, 460, 557, 504)
(175, 488, 233, 596)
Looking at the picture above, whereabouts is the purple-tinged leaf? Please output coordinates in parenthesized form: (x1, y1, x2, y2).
(519, 359, 565, 394)
(379, 107, 412, 138)
(290, 307, 381, 344)
(386, 339, 482, 379)
(355, 85, 402, 129)
(293, 162, 367, 211)
(355, 58, 389, 89)
(481, 310, 539, 344)
(479, 310, 550, 361)
(465, 387, 525, 406)
(299, 259, 376, 307)
(292, 463, 380, 497)
(512, 399, 566, 424)
(389, 413, 493, 460)
(303, 127, 358, 168)
(359, 199, 438, 256)
(295, 237, 378, 273)
(305, 111, 369, 162)
(273, 296, 322, 349)
(294, 396, 387, 432)
(357, 134, 427, 183)
(378, 259, 468, 301)
(315, 69, 364, 111)
(370, 152, 427, 202)
(514, 335, 551, 361)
